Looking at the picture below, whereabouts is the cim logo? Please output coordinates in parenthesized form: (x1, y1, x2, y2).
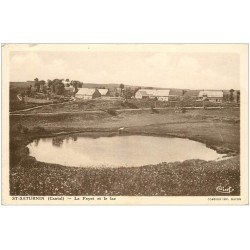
(216, 186, 234, 194)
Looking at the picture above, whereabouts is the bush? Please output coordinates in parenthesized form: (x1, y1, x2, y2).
(181, 107, 187, 113)
(107, 108, 117, 116)
(12, 124, 29, 134)
(77, 102, 85, 108)
(121, 100, 138, 109)
(32, 126, 46, 133)
(151, 107, 159, 114)
(22, 127, 29, 133)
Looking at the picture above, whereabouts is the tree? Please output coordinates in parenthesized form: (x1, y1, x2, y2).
(26, 85, 32, 96)
(229, 89, 234, 102)
(72, 81, 79, 96)
(42, 84, 48, 94)
(50, 79, 65, 95)
(120, 83, 125, 96)
(56, 82, 65, 95)
(223, 93, 229, 102)
(71, 80, 82, 88)
(237, 91, 240, 103)
(34, 78, 40, 92)
(123, 88, 134, 99)
(39, 80, 46, 93)
(47, 80, 52, 91)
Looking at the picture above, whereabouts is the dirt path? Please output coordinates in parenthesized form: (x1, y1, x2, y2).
(10, 101, 73, 114)
(10, 106, 238, 116)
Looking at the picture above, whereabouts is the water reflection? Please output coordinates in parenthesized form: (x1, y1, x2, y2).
(33, 139, 40, 147)
(71, 135, 78, 142)
(27, 135, 226, 168)
(52, 137, 64, 147)
(33, 136, 79, 148)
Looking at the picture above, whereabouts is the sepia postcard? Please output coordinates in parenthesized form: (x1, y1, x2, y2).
(1, 44, 248, 205)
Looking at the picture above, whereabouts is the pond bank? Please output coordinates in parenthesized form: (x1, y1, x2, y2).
(25, 127, 239, 156)
(10, 127, 240, 196)
(10, 154, 240, 196)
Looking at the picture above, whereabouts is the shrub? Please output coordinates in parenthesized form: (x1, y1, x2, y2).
(22, 127, 29, 134)
(107, 108, 117, 116)
(32, 126, 46, 133)
(12, 124, 29, 134)
(151, 107, 159, 113)
(124, 101, 138, 109)
(77, 102, 85, 108)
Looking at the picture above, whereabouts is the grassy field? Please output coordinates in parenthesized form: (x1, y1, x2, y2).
(10, 156, 240, 196)
(11, 97, 239, 113)
(9, 104, 240, 196)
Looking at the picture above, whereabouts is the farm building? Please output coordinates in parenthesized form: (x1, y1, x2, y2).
(135, 89, 157, 99)
(198, 90, 223, 103)
(183, 90, 200, 100)
(65, 86, 75, 92)
(168, 89, 184, 101)
(135, 89, 170, 101)
(75, 88, 101, 99)
(154, 90, 170, 101)
(98, 89, 110, 96)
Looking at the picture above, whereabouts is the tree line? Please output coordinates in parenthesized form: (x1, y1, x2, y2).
(223, 89, 240, 103)
(26, 78, 85, 96)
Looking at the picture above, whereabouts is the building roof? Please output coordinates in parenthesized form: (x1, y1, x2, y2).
(154, 89, 170, 97)
(136, 89, 156, 97)
(169, 89, 184, 96)
(138, 90, 150, 96)
(184, 90, 200, 97)
(136, 89, 171, 97)
(76, 88, 97, 96)
(140, 89, 156, 95)
(198, 90, 223, 98)
(98, 89, 109, 95)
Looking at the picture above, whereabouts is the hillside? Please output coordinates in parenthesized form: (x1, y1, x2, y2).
(10, 81, 35, 89)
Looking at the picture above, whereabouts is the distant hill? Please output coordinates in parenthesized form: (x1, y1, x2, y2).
(81, 83, 143, 90)
(10, 81, 237, 92)
(10, 81, 133, 90)
(80, 83, 185, 90)
(10, 81, 34, 89)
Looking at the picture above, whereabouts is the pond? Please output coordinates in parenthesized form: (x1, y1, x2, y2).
(27, 135, 225, 168)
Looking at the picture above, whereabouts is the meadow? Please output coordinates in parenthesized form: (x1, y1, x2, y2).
(9, 100, 240, 196)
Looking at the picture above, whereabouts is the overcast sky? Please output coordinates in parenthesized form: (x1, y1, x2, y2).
(10, 51, 240, 90)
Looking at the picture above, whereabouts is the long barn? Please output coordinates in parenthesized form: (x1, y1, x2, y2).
(135, 89, 170, 101)
(75, 88, 101, 99)
(198, 90, 223, 102)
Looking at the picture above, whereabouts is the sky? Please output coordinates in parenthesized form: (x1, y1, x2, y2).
(10, 51, 240, 90)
